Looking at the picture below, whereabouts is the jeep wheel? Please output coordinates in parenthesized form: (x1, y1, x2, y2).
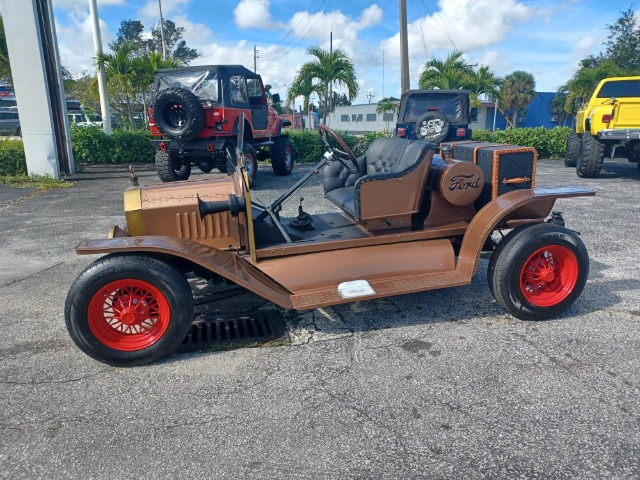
(65, 254, 194, 366)
(270, 136, 294, 176)
(564, 132, 581, 167)
(243, 144, 258, 187)
(155, 150, 191, 182)
(153, 88, 204, 142)
(415, 112, 449, 144)
(489, 223, 589, 320)
(577, 133, 605, 178)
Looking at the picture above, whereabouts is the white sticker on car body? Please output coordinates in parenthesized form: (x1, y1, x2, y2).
(337, 280, 376, 298)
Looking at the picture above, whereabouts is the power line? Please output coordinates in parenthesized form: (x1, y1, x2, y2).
(418, 0, 458, 52)
(268, 0, 323, 48)
(260, 0, 334, 60)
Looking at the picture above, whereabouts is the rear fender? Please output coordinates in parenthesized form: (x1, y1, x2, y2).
(456, 187, 595, 278)
(76, 236, 293, 309)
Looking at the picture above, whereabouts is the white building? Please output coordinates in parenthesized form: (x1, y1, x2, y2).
(325, 103, 397, 134)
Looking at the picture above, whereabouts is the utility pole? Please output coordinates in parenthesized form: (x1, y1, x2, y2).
(254, 45, 259, 72)
(89, 0, 111, 135)
(158, 0, 167, 60)
(367, 91, 374, 104)
(399, 0, 410, 93)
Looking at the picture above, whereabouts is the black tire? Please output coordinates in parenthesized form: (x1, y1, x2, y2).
(153, 88, 204, 142)
(564, 132, 581, 167)
(577, 133, 605, 178)
(155, 150, 191, 182)
(489, 223, 589, 320)
(16, 127, 22, 137)
(65, 254, 194, 366)
(243, 144, 258, 187)
(270, 136, 294, 176)
(198, 159, 215, 173)
(415, 112, 449, 144)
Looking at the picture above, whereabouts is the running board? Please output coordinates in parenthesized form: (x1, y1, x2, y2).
(291, 271, 469, 310)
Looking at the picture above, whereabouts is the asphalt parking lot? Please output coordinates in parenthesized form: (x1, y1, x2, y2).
(1, 156, 639, 478)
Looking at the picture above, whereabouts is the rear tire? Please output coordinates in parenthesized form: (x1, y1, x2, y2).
(271, 136, 294, 176)
(65, 254, 194, 366)
(156, 150, 191, 182)
(577, 133, 605, 178)
(489, 223, 589, 320)
(564, 132, 581, 167)
(16, 127, 22, 137)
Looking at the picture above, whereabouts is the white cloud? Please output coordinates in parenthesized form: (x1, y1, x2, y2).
(234, 0, 282, 30)
(139, 0, 190, 21)
(53, 0, 125, 9)
(55, 11, 114, 75)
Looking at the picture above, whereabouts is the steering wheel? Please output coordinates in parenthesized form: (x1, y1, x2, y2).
(318, 124, 359, 174)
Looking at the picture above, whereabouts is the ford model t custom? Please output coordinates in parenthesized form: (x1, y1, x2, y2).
(65, 125, 595, 366)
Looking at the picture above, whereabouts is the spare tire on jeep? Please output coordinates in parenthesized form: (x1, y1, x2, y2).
(415, 111, 449, 144)
(153, 88, 204, 142)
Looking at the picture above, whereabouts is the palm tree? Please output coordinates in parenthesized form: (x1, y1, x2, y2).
(96, 43, 139, 126)
(418, 51, 473, 90)
(287, 73, 321, 130)
(376, 98, 396, 132)
(298, 45, 358, 124)
(466, 65, 501, 108)
(500, 71, 536, 128)
(555, 60, 620, 116)
(133, 52, 181, 125)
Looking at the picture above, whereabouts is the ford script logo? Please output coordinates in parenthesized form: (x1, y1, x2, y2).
(449, 174, 481, 191)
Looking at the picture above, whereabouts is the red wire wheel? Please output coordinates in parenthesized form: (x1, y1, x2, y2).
(519, 245, 579, 307)
(87, 279, 171, 351)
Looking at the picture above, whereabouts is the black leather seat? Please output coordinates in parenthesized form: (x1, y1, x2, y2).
(323, 136, 435, 220)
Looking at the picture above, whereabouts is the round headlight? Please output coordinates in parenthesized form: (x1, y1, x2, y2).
(206, 100, 213, 107)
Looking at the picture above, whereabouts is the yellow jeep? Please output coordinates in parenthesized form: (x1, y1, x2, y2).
(564, 76, 640, 177)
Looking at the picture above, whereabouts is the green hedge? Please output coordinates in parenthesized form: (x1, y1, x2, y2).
(70, 126, 155, 164)
(472, 127, 571, 159)
(0, 139, 27, 176)
(284, 129, 390, 163)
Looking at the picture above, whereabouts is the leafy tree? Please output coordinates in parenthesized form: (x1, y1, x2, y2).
(109, 19, 199, 65)
(376, 98, 397, 131)
(149, 20, 199, 64)
(298, 45, 358, 124)
(602, 6, 640, 74)
(287, 73, 321, 130)
(500, 71, 536, 128)
(109, 19, 147, 52)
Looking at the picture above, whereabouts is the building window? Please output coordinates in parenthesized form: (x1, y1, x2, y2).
(341, 115, 349, 122)
(366, 113, 377, 122)
(550, 114, 559, 122)
(383, 112, 394, 122)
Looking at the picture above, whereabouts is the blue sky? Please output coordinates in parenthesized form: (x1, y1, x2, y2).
(50, 0, 638, 105)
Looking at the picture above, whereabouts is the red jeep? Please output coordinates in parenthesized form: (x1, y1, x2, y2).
(149, 65, 293, 185)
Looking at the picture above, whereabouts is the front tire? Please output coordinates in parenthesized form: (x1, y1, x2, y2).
(488, 223, 589, 320)
(65, 254, 194, 366)
(156, 150, 191, 182)
(564, 132, 581, 167)
(577, 133, 605, 178)
(243, 144, 258, 187)
(270, 136, 294, 176)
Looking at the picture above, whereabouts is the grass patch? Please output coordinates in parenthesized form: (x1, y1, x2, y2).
(0, 173, 74, 190)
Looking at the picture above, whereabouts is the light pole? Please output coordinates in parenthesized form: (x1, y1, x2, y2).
(88, 0, 111, 134)
(158, 0, 167, 60)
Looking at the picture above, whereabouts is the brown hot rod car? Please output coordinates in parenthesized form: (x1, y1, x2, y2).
(65, 125, 595, 366)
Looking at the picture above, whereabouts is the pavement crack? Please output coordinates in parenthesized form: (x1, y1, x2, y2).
(1, 262, 64, 288)
(0, 368, 112, 385)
